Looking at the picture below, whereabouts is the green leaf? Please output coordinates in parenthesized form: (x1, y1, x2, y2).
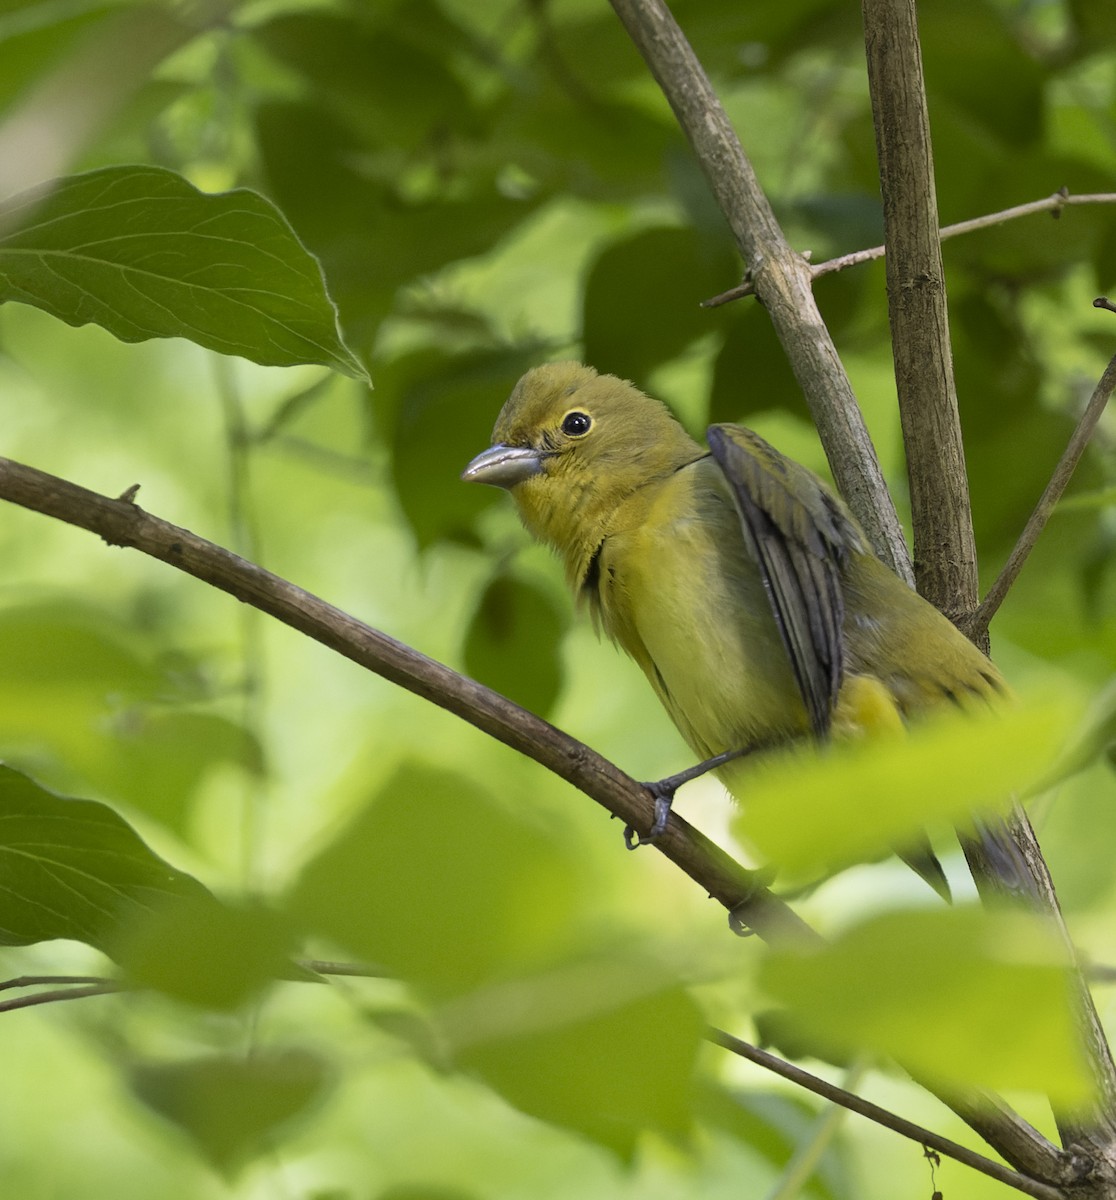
(464, 574, 565, 718)
(760, 906, 1094, 1106)
(129, 1049, 330, 1176)
(386, 347, 543, 548)
(732, 696, 1075, 883)
(0, 165, 368, 380)
(582, 226, 734, 385)
(115, 897, 296, 1011)
(289, 764, 590, 997)
(696, 1082, 850, 1200)
(0, 765, 214, 954)
(454, 976, 703, 1158)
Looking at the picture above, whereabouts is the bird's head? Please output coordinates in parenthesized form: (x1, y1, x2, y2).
(462, 361, 700, 559)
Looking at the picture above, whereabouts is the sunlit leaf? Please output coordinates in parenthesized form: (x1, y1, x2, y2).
(0, 765, 214, 954)
(129, 1049, 330, 1176)
(760, 906, 1093, 1106)
(732, 696, 1076, 881)
(0, 166, 368, 379)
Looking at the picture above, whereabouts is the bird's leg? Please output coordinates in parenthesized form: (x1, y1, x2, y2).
(624, 745, 759, 849)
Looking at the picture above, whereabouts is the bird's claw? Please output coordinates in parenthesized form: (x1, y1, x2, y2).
(624, 784, 676, 849)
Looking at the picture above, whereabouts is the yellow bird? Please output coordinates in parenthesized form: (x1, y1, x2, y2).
(463, 361, 1023, 898)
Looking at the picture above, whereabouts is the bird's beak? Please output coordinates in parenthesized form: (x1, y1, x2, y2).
(461, 444, 543, 489)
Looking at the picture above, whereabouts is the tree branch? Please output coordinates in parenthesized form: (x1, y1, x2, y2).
(709, 1028, 1070, 1200)
(607, 0, 913, 583)
(860, 0, 1116, 1169)
(861, 0, 975, 617)
(970, 346, 1116, 636)
(703, 191, 1116, 308)
(0, 455, 816, 949)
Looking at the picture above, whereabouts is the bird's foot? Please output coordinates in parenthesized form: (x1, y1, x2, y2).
(624, 783, 676, 849)
(624, 745, 757, 850)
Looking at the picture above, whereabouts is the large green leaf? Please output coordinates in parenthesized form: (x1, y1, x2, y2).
(732, 696, 1074, 883)
(0, 765, 213, 954)
(288, 764, 590, 997)
(0, 165, 368, 379)
(761, 906, 1093, 1106)
(453, 974, 704, 1159)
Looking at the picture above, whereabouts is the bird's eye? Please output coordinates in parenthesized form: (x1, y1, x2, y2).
(561, 411, 592, 437)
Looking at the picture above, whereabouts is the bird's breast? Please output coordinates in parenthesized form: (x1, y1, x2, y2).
(592, 466, 809, 759)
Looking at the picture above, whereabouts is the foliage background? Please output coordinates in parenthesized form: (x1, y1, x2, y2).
(1, 0, 1115, 1196)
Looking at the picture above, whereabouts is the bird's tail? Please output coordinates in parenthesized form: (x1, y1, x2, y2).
(898, 837, 952, 902)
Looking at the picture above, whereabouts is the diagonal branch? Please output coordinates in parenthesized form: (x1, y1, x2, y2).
(709, 1029, 1069, 1200)
(970, 346, 1116, 636)
(0, 455, 816, 949)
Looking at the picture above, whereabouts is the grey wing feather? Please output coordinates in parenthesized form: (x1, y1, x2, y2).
(707, 424, 865, 738)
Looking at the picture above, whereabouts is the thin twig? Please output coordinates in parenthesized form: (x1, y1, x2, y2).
(708, 1029, 1066, 1200)
(970, 344, 1116, 636)
(704, 191, 1116, 307)
(0, 455, 816, 948)
(0, 982, 124, 1013)
(0, 974, 114, 992)
(300, 960, 388, 979)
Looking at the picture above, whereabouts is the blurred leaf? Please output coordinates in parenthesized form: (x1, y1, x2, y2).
(733, 697, 1075, 881)
(0, 166, 368, 379)
(387, 346, 542, 548)
(455, 977, 703, 1158)
(696, 1081, 850, 1200)
(0, 602, 161, 700)
(0, 765, 214, 954)
(289, 763, 589, 997)
(254, 101, 538, 350)
(921, 1, 1045, 151)
(254, 9, 478, 152)
(583, 226, 735, 385)
(761, 906, 1094, 1105)
(101, 709, 266, 836)
(129, 1049, 330, 1176)
(709, 307, 806, 426)
(115, 897, 296, 1011)
(1069, 0, 1116, 46)
(464, 573, 565, 718)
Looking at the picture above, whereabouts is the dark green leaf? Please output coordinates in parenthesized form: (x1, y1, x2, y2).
(0, 165, 367, 379)
(387, 347, 544, 548)
(0, 765, 214, 954)
(582, 226, 735, 385)
(464, 574, 565, 717)
(129, 1049, 330, 1175)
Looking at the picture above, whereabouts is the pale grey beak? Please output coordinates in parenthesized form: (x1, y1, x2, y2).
(461, 444, 543, 489)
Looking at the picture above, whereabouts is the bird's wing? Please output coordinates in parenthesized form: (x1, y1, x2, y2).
(707, 424, 867, 738)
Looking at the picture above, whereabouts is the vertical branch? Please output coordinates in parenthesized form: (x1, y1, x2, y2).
(607, 0, 915, 585)
(860, 0, 975, 617)
(860, 0, 1116, 1162)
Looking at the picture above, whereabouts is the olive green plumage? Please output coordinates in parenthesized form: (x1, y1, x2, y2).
(463, 361, 1011, 895)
